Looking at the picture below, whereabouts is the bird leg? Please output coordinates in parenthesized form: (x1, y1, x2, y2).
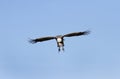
(58, 47, 60, 52)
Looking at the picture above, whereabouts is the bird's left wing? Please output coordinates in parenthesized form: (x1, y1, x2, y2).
(63, 30, 90, 37)
(29, 36, 55, 43)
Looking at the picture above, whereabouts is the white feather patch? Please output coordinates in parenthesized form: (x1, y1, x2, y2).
(57, 38, 62, 42)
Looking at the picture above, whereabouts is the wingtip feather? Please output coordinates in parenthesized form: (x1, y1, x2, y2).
(84, 30, 90, 35)
(29, 39, 37, 44)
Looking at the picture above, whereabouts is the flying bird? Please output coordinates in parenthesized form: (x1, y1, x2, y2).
(29, 30, 90, 52)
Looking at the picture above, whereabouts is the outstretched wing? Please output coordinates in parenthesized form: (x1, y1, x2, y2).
(63, 30, 90, 37)
(29, 36, 55, 43)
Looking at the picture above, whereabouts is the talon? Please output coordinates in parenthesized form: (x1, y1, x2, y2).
(58, 48, 60, 52)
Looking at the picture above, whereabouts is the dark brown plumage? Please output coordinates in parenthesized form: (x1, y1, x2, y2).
(63, 31, 90, 37)
(30, 36, 55, 43)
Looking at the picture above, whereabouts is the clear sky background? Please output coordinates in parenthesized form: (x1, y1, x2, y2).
(0, 0, 120, 79)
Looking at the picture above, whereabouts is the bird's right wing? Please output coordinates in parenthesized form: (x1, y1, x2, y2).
(63, 30, 90, 37)
(29, 36, 55, 43)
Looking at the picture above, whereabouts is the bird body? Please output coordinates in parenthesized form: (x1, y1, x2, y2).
(55, 36, 64, 51)
(29, 30, 90, 52)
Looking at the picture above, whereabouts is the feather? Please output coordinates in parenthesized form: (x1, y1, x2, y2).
(29, 36, 55, 43)
(63, 30, 90, 37)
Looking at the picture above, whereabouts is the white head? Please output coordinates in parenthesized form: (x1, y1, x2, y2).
(57, 38, 62, 42)
(56, 35, 63, 42)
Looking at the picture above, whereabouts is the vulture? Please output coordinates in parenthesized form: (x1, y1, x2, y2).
(29, 30, 90, 52)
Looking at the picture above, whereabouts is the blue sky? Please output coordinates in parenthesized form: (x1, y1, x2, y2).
(0, 0, 120, 79)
